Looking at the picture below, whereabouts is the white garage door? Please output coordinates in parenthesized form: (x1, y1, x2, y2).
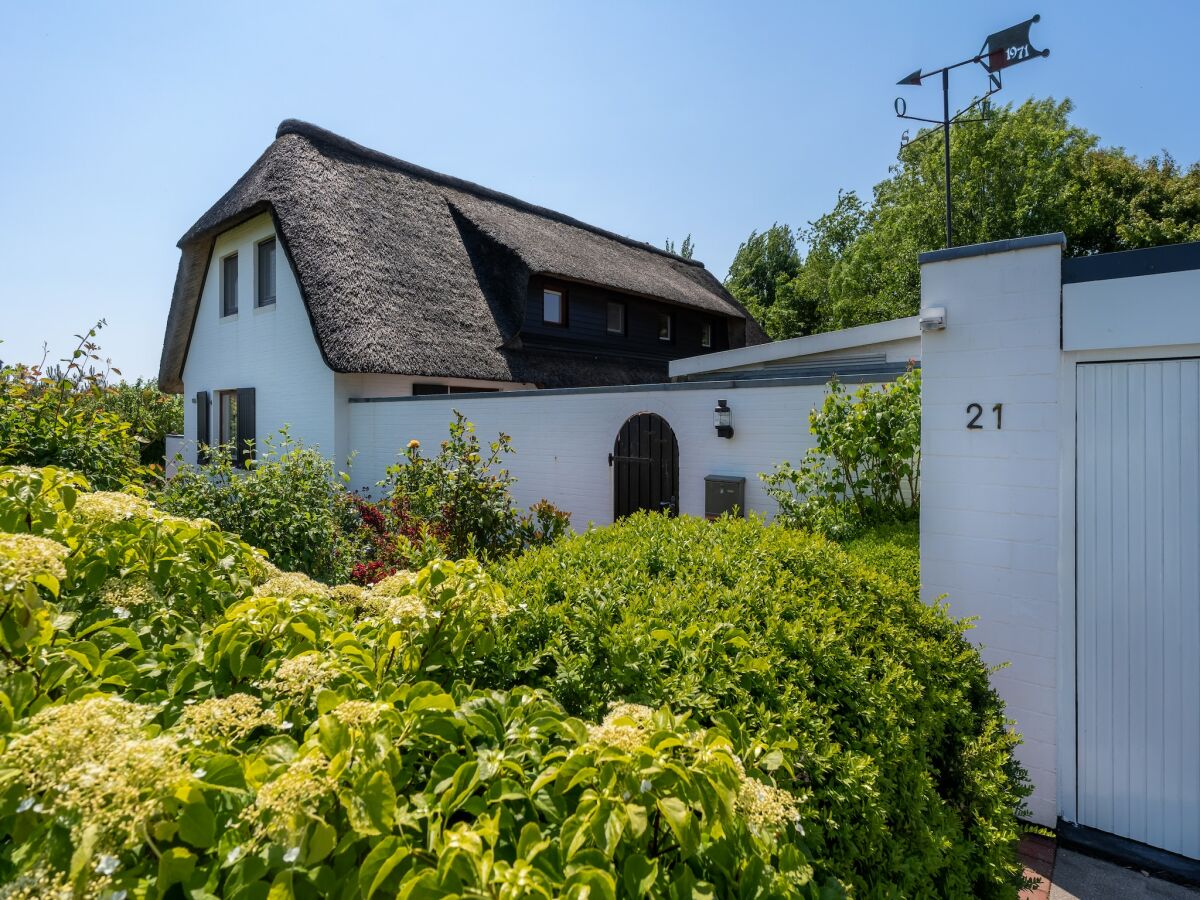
(1076, 359, 1200, 858)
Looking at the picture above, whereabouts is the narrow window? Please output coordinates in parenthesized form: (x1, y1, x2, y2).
(256, 238, 276, 307)
(217, 390, 238, 454)
(607, 301, 626, 335)
(412, 383, 451, 396)
(221, 253, 239, 316)
(700, 321, 713, 348)
(657, 312, 673, 342)
(542, 289, 566, 326)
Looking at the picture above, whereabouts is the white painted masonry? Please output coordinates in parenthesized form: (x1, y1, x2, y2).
(181, 213, 337, 460)
(669, 316, 921, 378)
(345, 379, 876, 525)
(918, 236, 1066, 827)
(1063, 267, 1200, 352)
(180, 213, 531, 466)
(919, 234, 1200, 861)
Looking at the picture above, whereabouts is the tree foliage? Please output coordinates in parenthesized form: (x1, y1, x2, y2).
(77, 378, 183, 466)
(762, 369, 921, 539)
(664, 234, 695, 258)
(730, 98, 1200, 338)
(0, 323, 146, 489)
(157, 428, 362, 584)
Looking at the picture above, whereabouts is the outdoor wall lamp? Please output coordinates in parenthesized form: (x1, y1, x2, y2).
(714, 399, 734, 439)
(919, 306, 947, 331)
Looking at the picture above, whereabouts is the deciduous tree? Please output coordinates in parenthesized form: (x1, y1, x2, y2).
(733, 99, 1200, 338)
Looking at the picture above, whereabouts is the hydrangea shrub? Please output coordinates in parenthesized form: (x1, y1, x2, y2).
(0, 466, 839, 899)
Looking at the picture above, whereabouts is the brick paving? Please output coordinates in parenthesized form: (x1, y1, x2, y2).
(1019, 834, 1057, 900)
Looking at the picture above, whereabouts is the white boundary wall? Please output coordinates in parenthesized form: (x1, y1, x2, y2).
(346, 378, 890, 526)
(919, 234, 1200, 837)
(919, 237, 1066, 827)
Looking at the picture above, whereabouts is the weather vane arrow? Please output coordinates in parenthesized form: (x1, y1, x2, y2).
(893, 14, 1050, 248)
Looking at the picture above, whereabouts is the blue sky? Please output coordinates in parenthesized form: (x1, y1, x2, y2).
(1, 0, 1195, 379)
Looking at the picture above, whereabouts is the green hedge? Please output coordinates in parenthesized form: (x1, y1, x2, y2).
(492, 513, 1028, 897)
(838, 521, 920, 595)
(0, 467, 839, 898)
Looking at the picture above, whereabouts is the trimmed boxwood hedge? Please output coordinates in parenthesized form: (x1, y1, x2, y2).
(492, 513, 1028, 898)
(839, 521, 920, 596)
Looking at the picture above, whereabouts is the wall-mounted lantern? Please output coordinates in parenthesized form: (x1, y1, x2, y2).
(919, 306, 947, 332)
(714, 399, 734, 439)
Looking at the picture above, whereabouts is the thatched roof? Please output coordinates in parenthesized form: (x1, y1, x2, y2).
(160, 120, 764, 392)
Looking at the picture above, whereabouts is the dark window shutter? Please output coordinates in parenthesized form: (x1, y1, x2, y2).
(236, 387, 256, 469)
(195, 391, 210, 465)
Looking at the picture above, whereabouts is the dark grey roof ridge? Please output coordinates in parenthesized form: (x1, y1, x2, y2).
(918, 232, 1067, 265)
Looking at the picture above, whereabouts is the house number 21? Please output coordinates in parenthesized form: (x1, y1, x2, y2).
(966, 403, 1003, 430)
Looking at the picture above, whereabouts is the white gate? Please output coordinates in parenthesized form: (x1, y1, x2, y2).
(1076, 359, 1200, 858)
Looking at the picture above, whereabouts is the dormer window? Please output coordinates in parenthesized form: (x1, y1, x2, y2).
(542, 289, 565, 326)
(221, 253, 238, 317)
(657, 312, 673, 342)
(701, 321, 713, 348)
(607, 301, 626, 335)
(542, 288, 566, 326)
(256, 237, 276, 307)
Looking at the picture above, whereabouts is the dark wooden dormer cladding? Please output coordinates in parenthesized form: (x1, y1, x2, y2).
(520, 275, 731, 362)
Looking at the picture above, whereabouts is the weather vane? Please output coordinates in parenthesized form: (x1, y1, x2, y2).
(894, 15, 1049, 248)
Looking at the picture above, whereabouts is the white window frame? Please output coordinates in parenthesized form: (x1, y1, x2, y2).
(220, 252, 239, 318)
(543, 288, 566, 326)
(255, 237, 277, 308)
(657, 312, 673, 342)
(607, 301, 626, 335)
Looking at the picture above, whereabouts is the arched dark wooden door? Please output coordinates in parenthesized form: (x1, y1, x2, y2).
(611, 413, 679, 519)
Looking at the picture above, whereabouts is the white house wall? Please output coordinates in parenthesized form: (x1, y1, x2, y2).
(1064, 268, 1200, 352)
(334, 374, 535, 466)
(181, 213, 336, 461)
(345, 380, 876, 525)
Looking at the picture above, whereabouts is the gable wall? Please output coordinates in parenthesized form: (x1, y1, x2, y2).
(181, 212, 337, 461)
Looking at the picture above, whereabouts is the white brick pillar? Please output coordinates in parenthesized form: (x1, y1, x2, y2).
(918, 234, 1066, 827)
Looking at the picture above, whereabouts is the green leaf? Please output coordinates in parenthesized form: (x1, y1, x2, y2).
(158, 846, 198, 889)
(517, 822, 549, 861)
(565, 866, 616, 900)
(656, 797, 698, 857)
(178, 801, 216, 848)
(625, 802, 649, 839)
(306, 819, 337, 864)
(359, 836, 409, 899)
(623, 854, 658, 896)
(439, 761, 479, 814)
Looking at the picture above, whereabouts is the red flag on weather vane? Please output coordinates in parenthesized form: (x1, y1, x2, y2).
(979, 14, 1051, 73)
